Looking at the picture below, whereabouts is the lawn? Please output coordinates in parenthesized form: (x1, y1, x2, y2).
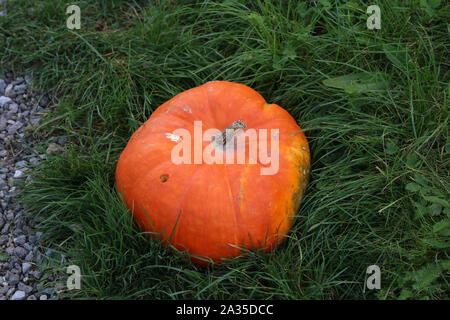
(0, 0, 448, 299)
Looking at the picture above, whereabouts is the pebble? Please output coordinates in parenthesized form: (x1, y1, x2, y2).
(29, 270, 41, 280)
(6, 287, 15, 297)
(28, 158, 39, 166)
(0, 285, 8, 295)
(11, 290, 26, 300)
(0, 96, 12, 107)
(14, 246, 28, 259)
(25, 251, 33, 261)
(15, 160, 27, 167)
(0, 117, 6, 130)
(8, 103, 18, 113)
(46, 143, 61, 154)
(57, 137, 68, 145)
(29, 116, 41, 126)
(28, 234, 38, 244)
(14, 84, 27, 92)
(4, 84, 14, 97)
(18, 283, 33, 294)
(6, 271, 19, 285)
(13, 170, 24, 178)
(39, 96, 49, 107)
(23, 243, 33, 251)
(8, 122, 23, 135)
(22, 262, 32, 274)
(13, 235, 26, 245)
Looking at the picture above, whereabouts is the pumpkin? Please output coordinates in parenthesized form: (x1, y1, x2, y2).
(115, 81, 310, 266)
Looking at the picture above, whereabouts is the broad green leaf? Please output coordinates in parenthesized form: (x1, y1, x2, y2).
(383, 44, 411, 71)
(297, 2, 309, 18)
(409, 263, 442, 289)
(385, 141, 399, 155)
(422, 196, 450, 208)
(398, 289, 413, 300)
(414, 201, 427, 219)
(406, 153, 418, 168)
(429, 0, 441, 8)
(429, 203, 442, 216)
(445, 208, 450, 218)
(414, 173, 428, 186)
(283, 46, 297, 60)
(323, 72, 389, 93)
(424, 6, 435, 17)
(419, 186, 435, 196)
(272, 55, 288, 70)
(406, 182, 421, 192)
(432, 219, 450, 236)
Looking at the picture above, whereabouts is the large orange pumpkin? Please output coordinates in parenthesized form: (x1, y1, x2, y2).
(115, 81, 310, 266)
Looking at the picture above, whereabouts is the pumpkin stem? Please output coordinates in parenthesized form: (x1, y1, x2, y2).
(211, 120, 246, 147)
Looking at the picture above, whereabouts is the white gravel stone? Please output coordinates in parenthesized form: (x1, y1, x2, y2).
(4, 84, 14, 97)
(14, 84, 27, 92)
(13, 170, 24, 178)
(11, 290, 26, 300)
(0, 96, 12, 107)
(22, 262, 32, 274)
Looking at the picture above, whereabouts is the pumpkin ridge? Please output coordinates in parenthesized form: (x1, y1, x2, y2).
(223, 162, 242, 255)
(170, 164, 206, 250)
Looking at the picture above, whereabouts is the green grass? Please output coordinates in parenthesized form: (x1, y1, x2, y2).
(1, 0, 449, 299)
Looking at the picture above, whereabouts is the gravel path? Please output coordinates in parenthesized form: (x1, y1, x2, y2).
(0, 71, 58, 300)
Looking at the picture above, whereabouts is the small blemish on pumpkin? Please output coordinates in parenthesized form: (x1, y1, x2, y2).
(165, 133, 181, 142)
(160, 174, 169, 183)
(302, 146, 307, 151)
